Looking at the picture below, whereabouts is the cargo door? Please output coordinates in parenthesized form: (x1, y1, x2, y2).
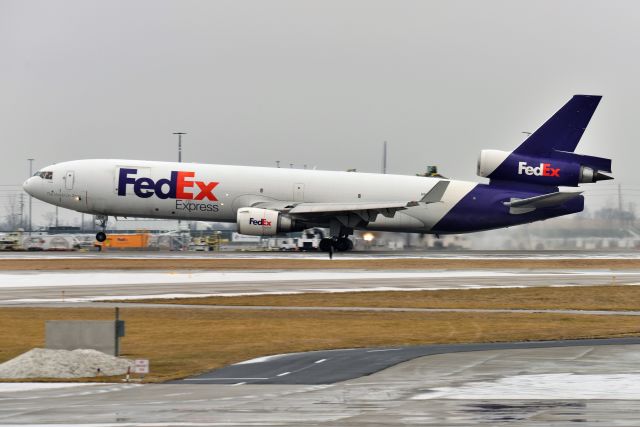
(64, 171, 74, 190)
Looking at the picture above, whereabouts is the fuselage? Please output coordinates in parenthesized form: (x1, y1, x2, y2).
(23, 159, 583, 234)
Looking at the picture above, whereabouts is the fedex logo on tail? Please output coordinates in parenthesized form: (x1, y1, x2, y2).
(518, 162, 560, 177)
(118, 168, 219, 200)
(249, 217, 272, 226)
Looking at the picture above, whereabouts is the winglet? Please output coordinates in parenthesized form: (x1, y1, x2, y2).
(420, 180, 450, 203)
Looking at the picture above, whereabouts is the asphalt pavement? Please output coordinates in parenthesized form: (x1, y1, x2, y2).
(176, 337, 640, 385)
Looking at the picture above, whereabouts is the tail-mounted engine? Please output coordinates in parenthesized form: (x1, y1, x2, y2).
(236, 207, 301, 236)
(477, 149, 612, 187)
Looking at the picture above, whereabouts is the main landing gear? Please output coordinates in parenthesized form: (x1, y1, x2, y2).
(95, 215, 108, 242)
(319, 236, 354, 252)
(319, 223, 355, 252)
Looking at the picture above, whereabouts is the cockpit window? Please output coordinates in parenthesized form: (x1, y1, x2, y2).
(35, 171, 53, 179)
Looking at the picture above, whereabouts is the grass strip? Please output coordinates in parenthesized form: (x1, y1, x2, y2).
(1, 307, 639, 382)
(130, 285, 640, 312)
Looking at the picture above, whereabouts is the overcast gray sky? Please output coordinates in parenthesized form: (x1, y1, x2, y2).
(1, 0, 638, 225)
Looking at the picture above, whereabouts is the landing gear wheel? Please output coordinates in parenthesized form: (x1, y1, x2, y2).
(96, 231, 107, 242)
(333, 237, 352, 252)
(319, 238, 333, 252)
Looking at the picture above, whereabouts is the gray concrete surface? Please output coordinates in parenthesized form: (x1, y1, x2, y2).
(1, 341, 640, 425)
(1, 270, 639, 305)
(0, 250, 639, 259)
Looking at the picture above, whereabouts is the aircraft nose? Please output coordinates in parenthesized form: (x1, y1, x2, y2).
(23, 176, 38, 197)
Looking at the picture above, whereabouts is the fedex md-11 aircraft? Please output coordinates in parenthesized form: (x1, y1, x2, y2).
(24, 95, 612, 252)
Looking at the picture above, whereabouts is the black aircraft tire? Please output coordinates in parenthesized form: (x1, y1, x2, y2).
(96, 232, 107, 242)
(333, 237, 351, 252)
(319, 238, 333, 252)
(346, 238, 354, 251)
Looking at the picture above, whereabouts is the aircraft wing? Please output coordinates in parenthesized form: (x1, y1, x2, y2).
(252, 200, 415, 223)
(251, 180, 450, 224)
(504, 191, 583, 214)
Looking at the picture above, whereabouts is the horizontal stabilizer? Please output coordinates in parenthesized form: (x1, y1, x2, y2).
(504, 191, 583, 214)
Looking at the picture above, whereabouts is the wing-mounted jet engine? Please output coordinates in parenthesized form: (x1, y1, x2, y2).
(236, 207, 302, 236)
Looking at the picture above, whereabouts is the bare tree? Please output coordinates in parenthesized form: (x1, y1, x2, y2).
(43, 211, 56, 227)
(3, 194, 21, 230)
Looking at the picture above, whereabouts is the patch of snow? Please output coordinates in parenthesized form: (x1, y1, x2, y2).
(0, 269, 634, 290)
(0, 348, 133, 379)
(0, 424, 250, 427)
(0, 382, 99, 392)
(413, 373, 640, 400)
(234, 354, 288, 365)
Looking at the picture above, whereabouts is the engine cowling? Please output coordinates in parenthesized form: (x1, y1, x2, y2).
(477, 149, 612, 187)
(236, 208, 297, 236)
(477, 150, 511, 178)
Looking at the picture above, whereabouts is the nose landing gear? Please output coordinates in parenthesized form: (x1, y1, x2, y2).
(95, 215, 108, 242)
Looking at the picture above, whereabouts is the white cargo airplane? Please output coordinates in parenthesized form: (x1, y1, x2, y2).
(24, 95, 612, 251)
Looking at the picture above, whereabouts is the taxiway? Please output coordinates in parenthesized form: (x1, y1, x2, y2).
(1, 340, 640, 426)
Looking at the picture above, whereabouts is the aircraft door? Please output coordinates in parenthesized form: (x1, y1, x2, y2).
(293, 183, 304, 202)
(64, 171, 75, 190)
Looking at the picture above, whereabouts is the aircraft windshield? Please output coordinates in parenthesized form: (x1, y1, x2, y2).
(35, 171, 53, 179)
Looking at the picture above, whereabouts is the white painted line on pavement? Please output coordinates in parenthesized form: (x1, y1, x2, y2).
(182, 377, 268, 381)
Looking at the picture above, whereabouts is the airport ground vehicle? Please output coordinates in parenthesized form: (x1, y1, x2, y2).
(24, 95, 612, 251)
(0, 231, 23, 251)
(93, 233, 150, 250)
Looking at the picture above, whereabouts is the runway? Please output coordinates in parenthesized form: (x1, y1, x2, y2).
(2, 340, 640, 425)
(1, 268, 638, 304)
(0, 249, 639, 260)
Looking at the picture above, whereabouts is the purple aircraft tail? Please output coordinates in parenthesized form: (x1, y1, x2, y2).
(434, 95, 612, 234)
(477, 95, 612, 188)
(514, 95, 602, 156)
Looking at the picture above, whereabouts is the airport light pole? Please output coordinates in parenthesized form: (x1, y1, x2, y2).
(27, 158, 34, 233)
(173, 132, 186, 163)
(173, 132, 186, 230)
